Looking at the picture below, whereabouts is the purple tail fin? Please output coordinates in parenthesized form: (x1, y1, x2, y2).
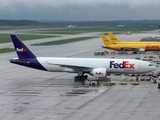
(10, 35, 36, 59)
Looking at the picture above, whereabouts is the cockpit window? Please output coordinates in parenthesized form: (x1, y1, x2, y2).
(149, 64, 153, 66)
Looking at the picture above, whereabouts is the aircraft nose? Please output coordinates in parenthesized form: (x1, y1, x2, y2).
(152, 66, 156, 71)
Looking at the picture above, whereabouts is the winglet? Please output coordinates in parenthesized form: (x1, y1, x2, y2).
(10, 35, 36, 60)
(101, 34, 113, 46)
(108, 32, 121, 43)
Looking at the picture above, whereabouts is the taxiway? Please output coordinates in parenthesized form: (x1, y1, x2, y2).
(0, 30, 160, 120)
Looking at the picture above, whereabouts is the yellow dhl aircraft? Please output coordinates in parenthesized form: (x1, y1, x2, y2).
(101, 32, 160, 54)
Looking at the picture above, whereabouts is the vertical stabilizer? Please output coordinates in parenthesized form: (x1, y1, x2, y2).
(101, 34, 113, 46)
(108, 32, 121, 43)
(10, 35, 36, 59)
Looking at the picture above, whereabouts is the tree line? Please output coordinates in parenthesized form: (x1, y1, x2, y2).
(0, 19, 160, 27)
(0, 20, 40, 26)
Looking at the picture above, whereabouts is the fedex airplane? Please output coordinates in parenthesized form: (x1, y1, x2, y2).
(10, 35, 156, 81)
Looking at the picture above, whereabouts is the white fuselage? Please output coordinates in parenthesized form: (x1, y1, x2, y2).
(37, 57, 155, 74)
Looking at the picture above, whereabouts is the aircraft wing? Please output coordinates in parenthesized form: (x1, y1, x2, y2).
(130, 48, 142, 51)
(119, 47, 132, 50)
(47, 63, 93, 71)
(120, 47, 142, 51)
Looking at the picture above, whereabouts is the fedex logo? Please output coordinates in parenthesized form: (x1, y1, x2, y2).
(16, 48, 27, 52)
(110, 61, 134, 69)
(96, 72, 103, 75)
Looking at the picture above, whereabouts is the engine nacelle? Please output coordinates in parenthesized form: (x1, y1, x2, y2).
(91, 68, 107, 78)
(138, 48, 145, 52)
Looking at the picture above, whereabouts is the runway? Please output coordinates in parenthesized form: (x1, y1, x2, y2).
(0, 30, 160, 120)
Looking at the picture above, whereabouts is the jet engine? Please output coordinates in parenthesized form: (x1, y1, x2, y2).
(138, 48, 145, 52)
(91, 68, 107, 78)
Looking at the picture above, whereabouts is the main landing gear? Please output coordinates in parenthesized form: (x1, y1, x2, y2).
(133, 51, 137, 54)
(119, 48, 127, 54)
(74, 75, 88, 82)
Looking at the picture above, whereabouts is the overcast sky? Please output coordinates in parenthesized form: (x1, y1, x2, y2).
(0, 0, 160, 21)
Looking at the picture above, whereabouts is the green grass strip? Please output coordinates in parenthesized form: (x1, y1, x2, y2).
(0, 48, 15, 54)
(0, 34, 59, 43)
(32, 36, 97, 46)
(35, 31, 84, 35)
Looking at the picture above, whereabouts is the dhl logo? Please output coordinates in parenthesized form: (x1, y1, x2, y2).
(146, 46, 160, 49)
(104, 40, 110, 42)
(111, 38, 117, 40)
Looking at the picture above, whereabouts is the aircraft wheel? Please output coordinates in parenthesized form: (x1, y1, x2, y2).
(81, 76, 85, 80)
(76, 75, 87, 81)
(77, 76, 81, 81)
(84, 75, 88, 79)
(74, 76, 78, 82)
(133, 52, 137, 54)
